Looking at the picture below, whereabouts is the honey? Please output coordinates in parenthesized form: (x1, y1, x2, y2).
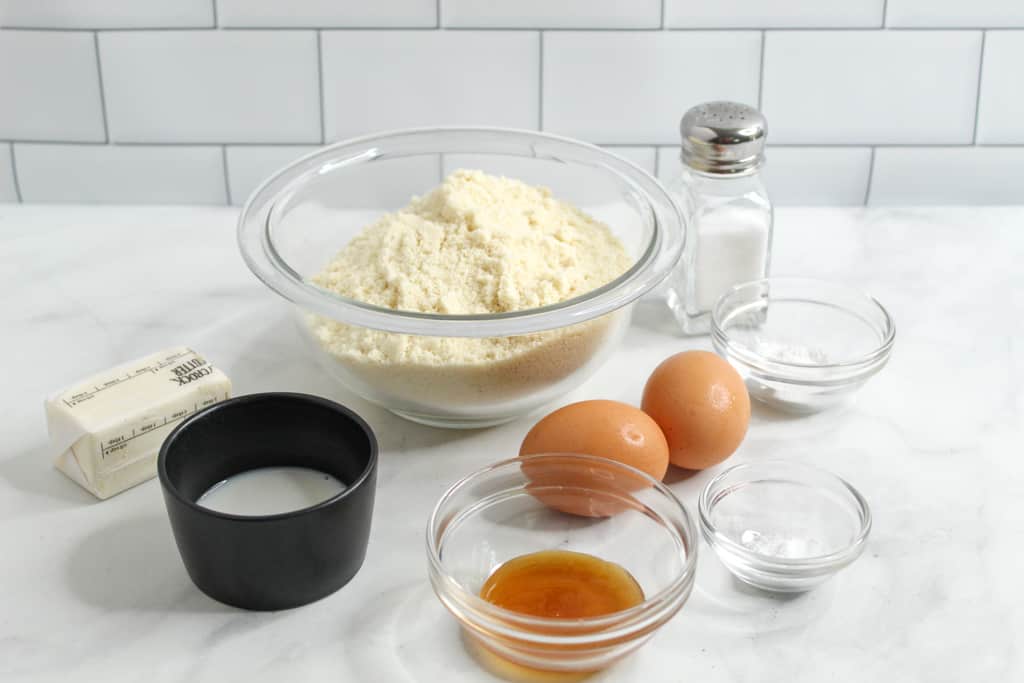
(480, 550, 644, 619)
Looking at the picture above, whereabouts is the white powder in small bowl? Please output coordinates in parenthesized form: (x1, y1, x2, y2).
(306, 170, 633, 421)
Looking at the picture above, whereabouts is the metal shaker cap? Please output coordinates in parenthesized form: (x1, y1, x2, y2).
(679, 101, 766, 175)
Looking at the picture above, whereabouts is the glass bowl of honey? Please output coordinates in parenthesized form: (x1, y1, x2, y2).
(426, 453, 698, 674)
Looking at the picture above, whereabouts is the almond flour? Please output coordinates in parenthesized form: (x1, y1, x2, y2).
(307, 169, 632, 412)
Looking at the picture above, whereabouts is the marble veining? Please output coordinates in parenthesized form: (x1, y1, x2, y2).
(0, 204, 1021, 682)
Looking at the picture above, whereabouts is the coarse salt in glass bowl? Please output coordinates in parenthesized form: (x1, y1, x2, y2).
(238, 127, 685, 428)
(699, 460, 871, 593)
(427, 454, 698, 673)
(711, 277, 895, 413)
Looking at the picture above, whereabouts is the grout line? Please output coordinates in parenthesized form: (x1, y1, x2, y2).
(316, 30, 326, 144)
(6, 139, 1021, 149)
(538, 31, 544, 130)
(211, 0, 218, 27)
(221, 145, 231, 204)
(436, 0, 441, 28)
(2, 25, 1023, 32)
(972, 31, 987, 144)
(220, 25, 440, 31)
(2, 140, 333, 147)
(422, 26, 1011, 32)
(714, 142, 1005, 148)
(881, 0, 888, 28)
(864, 147, 876, 205)
(92, 32, 110, 143)
(757, 30, 766, 110)
(0, 26, 211, 32)
(9, 144, 23, 203)
(660, 0, 666, 29)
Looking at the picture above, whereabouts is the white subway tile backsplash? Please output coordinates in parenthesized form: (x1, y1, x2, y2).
(0, 7, 1012, 207)
(0, 31, 105, 141)
(762, 147, 872, 205)
(763, 31, 982, 144)
(976, 31, 1024, 144)
(443, 1, 660, 29)
(216, 0, 436, 28)
(886, 1, 1024, 27)
(225, 145, 320, 205)
(543, 32, 761, 145)
(0, 144, 16, 202)
(322, 31, 539, 140)
(0, 0, 213, 28)
(665, 0, 883, 29)
(100, 31, 320, 143)
(14, 144, 226, 204)
(870, 147, 1024, 205)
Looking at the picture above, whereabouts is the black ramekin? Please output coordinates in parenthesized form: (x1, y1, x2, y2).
(158, 392, 377, 610)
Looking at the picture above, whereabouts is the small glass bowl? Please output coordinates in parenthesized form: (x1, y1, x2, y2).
(711, 277, 895, 413)
(699, 461, 871, 593)
(426, 454, 698, 673)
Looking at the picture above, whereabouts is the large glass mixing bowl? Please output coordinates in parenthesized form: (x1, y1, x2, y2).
(238, 127, 685, 428)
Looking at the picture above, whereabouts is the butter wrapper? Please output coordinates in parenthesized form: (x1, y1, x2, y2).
(44, 347, 231, 499)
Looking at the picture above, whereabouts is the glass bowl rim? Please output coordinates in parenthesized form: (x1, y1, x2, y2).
(237, 126, 685, 338)
(426, 452, 699, 633)
(711, 276, 896, 374)
(698, 460, 872, 571)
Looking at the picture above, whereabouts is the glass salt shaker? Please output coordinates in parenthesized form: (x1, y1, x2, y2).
(665, 101, 773, 335)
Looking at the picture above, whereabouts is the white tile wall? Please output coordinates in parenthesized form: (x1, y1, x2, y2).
(886, 0, 1024, 27)
(216, 0, 436, 28)
(763, 31, 982, 144)
(976, 31, 1024, 144)
(0, 30, 105, 141)
(1, 7, 1021, 206)
(14, 144, 226, 204)
(665, 0, 883, 28)
(443, 1, 661, 29)
(99, 31, 320, 143)
(870, 147, 1024, 204)
(225, 145, 320, 205)
(0, 0, 213, 28)
(321, 31, 539, 141)
(543, 32, 761, 145)
(762, 147, 872, 205)
(0, 143, 16, 201)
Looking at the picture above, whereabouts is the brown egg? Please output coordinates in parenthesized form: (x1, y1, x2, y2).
(641, 351, 750, 470)
(519, 400, 670, 517)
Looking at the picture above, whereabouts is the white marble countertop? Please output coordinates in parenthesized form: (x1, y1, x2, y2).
(1, 204, 1021, 682)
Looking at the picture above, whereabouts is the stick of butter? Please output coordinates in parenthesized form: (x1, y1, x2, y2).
(44, 347, 231, 499)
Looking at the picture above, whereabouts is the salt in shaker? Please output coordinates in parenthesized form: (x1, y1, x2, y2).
(665, 101, 773, 335)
